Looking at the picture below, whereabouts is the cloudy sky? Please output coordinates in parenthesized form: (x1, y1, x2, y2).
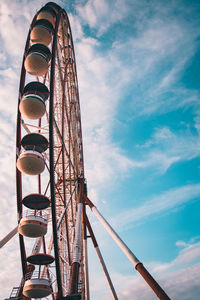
(0, 0, 200, 299)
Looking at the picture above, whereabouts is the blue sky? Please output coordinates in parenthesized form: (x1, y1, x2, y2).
(0, 0, 200, 299)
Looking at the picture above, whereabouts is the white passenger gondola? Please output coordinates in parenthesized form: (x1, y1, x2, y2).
(18, 214, 48, 238)
(23, 278, 52, 298)
(30, 19, 54, 46)
(24, 44, 51, 76)
(17, 150, 45, 175)
(23, 269, 52, 298)
(36, 5, 56, 26)
(16, 133, 48, 175)
(19, 81, 49, 119)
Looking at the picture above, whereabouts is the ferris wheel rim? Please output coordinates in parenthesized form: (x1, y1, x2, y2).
(48, 7, 63, 296)
(15, 4, 85, 299)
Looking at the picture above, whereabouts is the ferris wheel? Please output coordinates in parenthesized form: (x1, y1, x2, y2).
(1, 2, 171, 300)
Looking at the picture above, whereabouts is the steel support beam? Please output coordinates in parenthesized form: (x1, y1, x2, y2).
(84, 213, 118, 300)
(83, 204, 90, 300)
(85, 196, 171, 300)
(0, 226, 18, 249)
(70, 203, 83, 294)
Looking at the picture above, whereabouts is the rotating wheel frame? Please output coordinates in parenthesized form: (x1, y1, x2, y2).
(16, 2, 85, 299)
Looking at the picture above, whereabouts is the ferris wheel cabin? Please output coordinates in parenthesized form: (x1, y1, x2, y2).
(30, 19, 54, 46)
(18, 214, 48, 238)
(16, 133, 48, 175)
(23, 278, 52, 298)
(19, 81, 49, 119)
(36, 5, 56, 26)
(24, 43, 51, 76)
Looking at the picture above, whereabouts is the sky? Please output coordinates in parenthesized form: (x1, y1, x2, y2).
(0, 0, 200, 299)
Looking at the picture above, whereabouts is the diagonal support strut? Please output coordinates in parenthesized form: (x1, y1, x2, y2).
(84, 195, 171, 300)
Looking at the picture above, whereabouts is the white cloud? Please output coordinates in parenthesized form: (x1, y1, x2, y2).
(106, 5, 199, 119)
(176, 240, 188, 248)
(76, 0, 129, 35)
(0, 68, 18, 80)
(68, 13, 84, 41)
(132, 20, 184, 53)
(75, 33, 147, 194)
(0, 2, 27, 58)
(115, 262, 200, 300)
(0, 236, 22, 299)
(111, 184, 200, 230)
(74, 17, 191, 193)
(158, 58, 188, 89)
(153, 241, 200, 273)
(89, 239, 200, 300)
(138, 125, 200, 172)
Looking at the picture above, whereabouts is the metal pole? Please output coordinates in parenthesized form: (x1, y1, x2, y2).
(136, 263, 170, 300)
(83, 238, 90, 300)
(83, 205, 90, 300)
(85, 197, 140, 267)
(85, 214, 118, 300)
(95, 247, 118, 300)
(70, 203, 83, 294)
(0, 226, 18, 248)
(85, 196, 171, 300)
(32, 237, 42, 254)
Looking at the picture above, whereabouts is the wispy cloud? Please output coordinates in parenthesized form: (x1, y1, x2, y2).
(153, 242, 200, 273)
(89, 239, 200, 300)
(71, 12, 200, 200)
(115, 262, 200, 300)
(76, 0, 129, 36)
(0, 236, 22, 298)
(111, 184, 200, 230)
(136, 124, 200, 173)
